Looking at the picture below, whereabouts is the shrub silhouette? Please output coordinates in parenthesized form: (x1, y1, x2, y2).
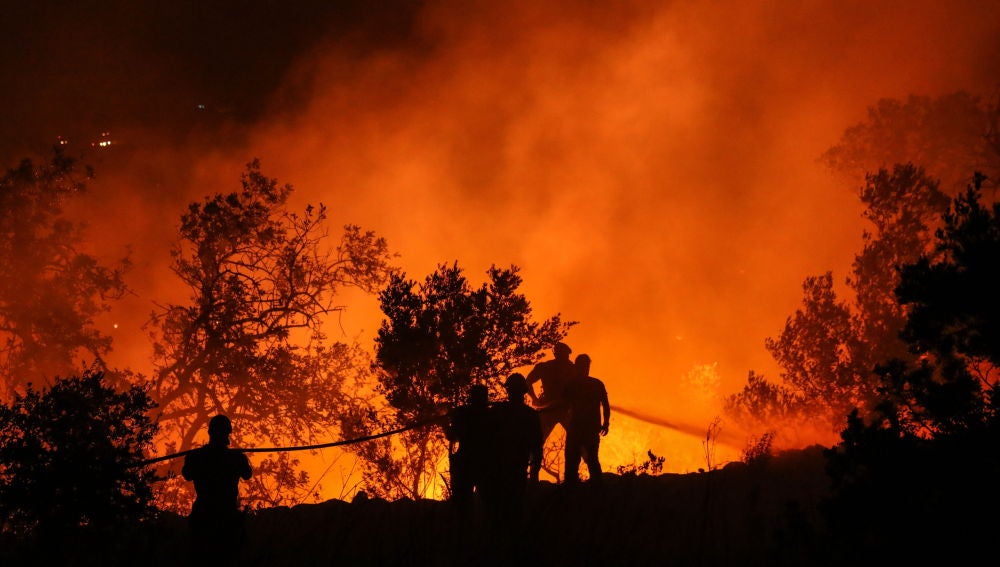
(0, 368, 159, 554)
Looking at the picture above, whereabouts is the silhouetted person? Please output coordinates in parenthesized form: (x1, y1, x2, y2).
(563, 354, 610, 484)
(446, 383, 491, 517)
(182, 414, 253, 566)
(480, 373, 542, 560)
(526, 342, 575, 446)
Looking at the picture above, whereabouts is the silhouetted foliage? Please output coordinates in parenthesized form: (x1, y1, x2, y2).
(850, 164, 951, 357)
(0, 368, 158, 553)
(0, 149, 130, 398)
(765, 273, 863, 421)
(740, 431, 775, 465)
(146, 159, 396, 509)
(616, 450, 665, 477)
(726, 92, 1000, 560)
(871, 176, 1000, 437)
(728, 164, 951, 442)
(821, 177, 1000, 564)
(898, 174, 1000, 368)
(723, 371, 806, 435)
(733, 93, 999, 443)
(342, 263, 573, 499)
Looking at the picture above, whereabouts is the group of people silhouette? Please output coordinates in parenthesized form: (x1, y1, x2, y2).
(182, 342, 610, 562)
(444, 342, 611, 550)
(524, 343, 611, 484)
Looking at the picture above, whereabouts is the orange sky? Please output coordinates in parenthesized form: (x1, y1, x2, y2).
(58, 0, 1000, 493)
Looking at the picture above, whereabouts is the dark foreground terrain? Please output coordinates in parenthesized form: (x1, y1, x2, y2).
(239, 448, 829, 567)
(8, 446, 838, 567)
(5, 439, 997, 566)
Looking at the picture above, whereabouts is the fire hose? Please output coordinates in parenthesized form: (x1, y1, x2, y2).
(136, 402, 735, 468)
(136, 415, 446, 468)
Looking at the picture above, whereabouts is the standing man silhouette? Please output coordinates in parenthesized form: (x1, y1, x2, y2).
(526, 342, 575, 446)
(446, 383, 491, 517)
(563, 354, 610, 484)
(182, 414, 253, 566)
(480, 373, 543, 559)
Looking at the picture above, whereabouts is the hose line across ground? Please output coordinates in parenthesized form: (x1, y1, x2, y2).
(136, 416, 444, 468)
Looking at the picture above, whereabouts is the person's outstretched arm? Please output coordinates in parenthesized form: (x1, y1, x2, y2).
(239, 453, 252, 480)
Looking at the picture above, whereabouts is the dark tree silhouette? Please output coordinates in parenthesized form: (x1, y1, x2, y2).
(821, 176, 1000, 564)
(725, 92, 1000, 560)
(147, 159, 396, 509)
(898, 174, 1000, 369)
(764, 272, 862, 426)
(0, 149, 130, 398)
(733, 92, 999, 444)
(342, 263, 573, 499)
(0, 367, 158, 561)
(887, 175, 1000, 434)
(727, 165, 949, 442)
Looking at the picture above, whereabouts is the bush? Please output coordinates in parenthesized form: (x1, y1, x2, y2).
(741, 431, 775, 465)
(617, 450, 666, 476)
(0, 368, 159, 547)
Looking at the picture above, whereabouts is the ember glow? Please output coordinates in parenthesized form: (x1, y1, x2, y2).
(4, 1, 1000, 498)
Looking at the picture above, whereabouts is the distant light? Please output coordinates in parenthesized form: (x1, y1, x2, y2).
(197, 104, 206, 110)
(91, 131, 113, 148)
(113, 323, 119, 329)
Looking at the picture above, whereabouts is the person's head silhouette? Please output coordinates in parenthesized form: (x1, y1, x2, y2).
(575, 353, 591, 376)
(553, 342, 571, 361)
(208, 415, 233, 447)
(469, 384, 489, 407)
(504, 373, 529, 399)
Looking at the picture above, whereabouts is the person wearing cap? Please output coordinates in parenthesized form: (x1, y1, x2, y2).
(182, 414, 253, 565)
(526, 342, 576, 447)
